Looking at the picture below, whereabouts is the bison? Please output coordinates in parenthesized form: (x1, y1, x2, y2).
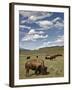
(45, 54, 62, 60)
(36, 56, 38, 58)
(27, 56, 30, 59)
(25, 59, 47, 77)
(55, 54, 62, 57)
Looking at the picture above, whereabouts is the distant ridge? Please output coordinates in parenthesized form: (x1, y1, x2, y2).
(39, 46, 64, 50)
(20, 46, 64, 51)
(19, 46, 64, 55)
(20, 48, 31, 51)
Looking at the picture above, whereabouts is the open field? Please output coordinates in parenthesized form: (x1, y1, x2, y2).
(19, 46, 64, 79)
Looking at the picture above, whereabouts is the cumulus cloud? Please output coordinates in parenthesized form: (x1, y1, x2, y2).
(36, 20, 53, 29)
(19, 11, 64, 50)
(21, 34, 48, 41)
(20, 20, 27, 24)
(54, 21, 64, 29)
(20, 11, 53, 21)
(44, 35, 64, 47)
(21, 29, 48, 41)
(35, 35, 64, 49)
(28, 29, 44, 35)
(52, 17, 64, 30)
(20, 17, 64, 31)
(36, 17, 64, 30)
(19, 25, 31, 29)
(52, 17, 62, 23)
(20, 10, 64, 31)
(29, 13, 53, 21)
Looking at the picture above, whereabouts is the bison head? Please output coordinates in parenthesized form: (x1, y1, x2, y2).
(38, 66, 47, 75)
(42, 66, 47, 75)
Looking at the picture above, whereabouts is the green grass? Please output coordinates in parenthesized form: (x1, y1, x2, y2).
(19, 46, 64, 79)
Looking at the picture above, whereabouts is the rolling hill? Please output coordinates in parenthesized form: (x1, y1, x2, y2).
(19, 46, 64, 55)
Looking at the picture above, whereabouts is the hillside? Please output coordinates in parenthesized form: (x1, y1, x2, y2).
(19, 46, 64, 55)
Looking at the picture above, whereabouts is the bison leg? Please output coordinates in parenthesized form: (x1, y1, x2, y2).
(26, 69, 29, 77)
(35, 69, 38, 75)
(35, 68, 40, 75)
(35, 66, 42, 75)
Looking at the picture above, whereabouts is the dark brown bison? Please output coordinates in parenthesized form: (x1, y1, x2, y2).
(36, 56, 38, 58)
(27, 56, 30, 59)
(45, 54, 62, 60)
(45, 56, 55, 60)
(45, 56, 50, 59)
(55, 54, 62, 57)
(25, 59, 47, 77)
(49, 55, 56, 60)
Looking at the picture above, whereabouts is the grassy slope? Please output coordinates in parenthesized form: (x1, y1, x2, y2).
(20, 46, 64, 54)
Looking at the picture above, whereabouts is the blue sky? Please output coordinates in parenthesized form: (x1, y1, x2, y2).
(19, 10, 64, 50)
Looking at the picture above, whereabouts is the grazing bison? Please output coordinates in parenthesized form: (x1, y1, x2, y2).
(45, 56, 56, 60)
(49, 55, 56, 60)
(55, 54, 62, 57)
(45, 54, 62, 60)
(45, 56, 50, 59)
(25, 59, 47, 77)
(27, 56, 30, 59)
(36, 56, 38, 58)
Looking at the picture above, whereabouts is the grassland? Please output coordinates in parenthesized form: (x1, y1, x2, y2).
(19, 46, 64, 79)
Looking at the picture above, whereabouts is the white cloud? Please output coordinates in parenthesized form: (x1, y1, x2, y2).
(19, 11, 36, 17)
(28, 29, 35, 34)
(54, 21, 64, 29)
(36, 17, 64, 30)
(39, 31, 44, 34)
(29, 16, 37, 21)
(35, 35, 64, 49)
(21, 29, 48, 41)
(43, 35, 64, 47)
(52, 17, 62, 23)
(52, 17, 64, 30)
(20, 10, 64, 31)
(20, 17, 64, 31)
(20, 11, 64, 31)
(21, 20, 27, 24)
(19, 25, 31, 29)
(21, 34, 48, 41)
(33, 34, 48, 39)
(20, 11, 53, 21)
(29, 13, 53, 21)
(55, 35, 64, 44)
(28, 29, 44, 35)
(36, 20, 53, 29)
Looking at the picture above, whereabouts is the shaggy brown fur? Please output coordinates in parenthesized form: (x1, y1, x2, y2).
(25, 59, 47, 77)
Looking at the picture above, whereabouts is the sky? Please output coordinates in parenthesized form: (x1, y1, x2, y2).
(19, 10, 64, 50)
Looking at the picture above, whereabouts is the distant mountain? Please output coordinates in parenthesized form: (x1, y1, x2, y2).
(20, 48, 31, 51)
(39, 46, 64, 50)
(19, 46, 64, 55)
(19, 48, 31, 54)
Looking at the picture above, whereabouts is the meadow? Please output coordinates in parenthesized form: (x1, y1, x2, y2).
(19, 46, 64, 79)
